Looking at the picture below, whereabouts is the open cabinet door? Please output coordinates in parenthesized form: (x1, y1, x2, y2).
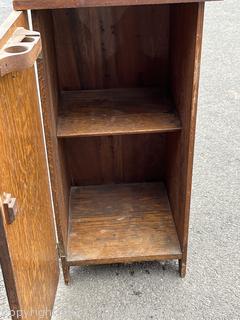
(0, 11, 59, 320)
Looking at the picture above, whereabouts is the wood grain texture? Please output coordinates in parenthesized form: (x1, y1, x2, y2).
(67, 182, 182, 265)
(0, 11, 59, 319)
(52, 6, 170, 91)
(64, 133, 166, 185)
(57, 88, 181, 137)
(0, 213, 20, 320)
(13, 0, 221, 10)
(32, 10, 71, 255)
(165, 3, 205, 276)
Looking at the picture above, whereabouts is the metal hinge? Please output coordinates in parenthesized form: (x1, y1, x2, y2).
(57, 242, 65, 258)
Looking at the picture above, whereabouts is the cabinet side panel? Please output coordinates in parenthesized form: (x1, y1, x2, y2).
(166, 3, 204, 258)
(33, 10, 71, 254)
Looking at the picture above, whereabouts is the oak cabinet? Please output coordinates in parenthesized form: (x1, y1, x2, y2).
(0, 0, 221, 318)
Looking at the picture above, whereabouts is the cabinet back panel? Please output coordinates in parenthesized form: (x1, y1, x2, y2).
(64, 134, 166, 186)
(52, 5, 170, 90)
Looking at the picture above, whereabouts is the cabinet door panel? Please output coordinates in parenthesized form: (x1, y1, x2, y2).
(0, 11, 59, 320)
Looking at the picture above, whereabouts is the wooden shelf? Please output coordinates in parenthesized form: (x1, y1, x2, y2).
(67, 182, 182, 265)
(57, 88, 181, 138)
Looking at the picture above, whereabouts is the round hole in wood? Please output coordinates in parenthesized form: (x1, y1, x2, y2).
(5, 45, 28, 54)
(21, 36, 35, 42)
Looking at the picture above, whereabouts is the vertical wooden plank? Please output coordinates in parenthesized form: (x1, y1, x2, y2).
(165, 2, 205, 276)
(32, 10, 71, 256)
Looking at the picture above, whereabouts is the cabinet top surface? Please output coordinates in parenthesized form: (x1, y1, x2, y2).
(13, 0, 221, 10)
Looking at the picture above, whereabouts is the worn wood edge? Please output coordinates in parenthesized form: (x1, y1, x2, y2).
(13, 0, 221, 11)
(180, 2, 205, 262)
(0, 20, 42, 76)
(0, 11, 24, 47)
(66, 253, 182, 266)
(57, 127, 182, 138)
(0, 33, 42, 76)
(32, 10, 69, 257)
(0, 209, 20, 320)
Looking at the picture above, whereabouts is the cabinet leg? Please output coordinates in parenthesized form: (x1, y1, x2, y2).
(178, 258, 187, 278)
(62, 259, 70, 285)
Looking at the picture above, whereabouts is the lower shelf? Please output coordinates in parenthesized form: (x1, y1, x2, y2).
(67, 182, 182, 265)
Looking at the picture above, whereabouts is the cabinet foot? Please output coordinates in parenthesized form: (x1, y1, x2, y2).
(62, 260, 70, 285)
(178, 258, 187, 278)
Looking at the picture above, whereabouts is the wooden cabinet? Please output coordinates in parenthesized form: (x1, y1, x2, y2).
(0, 0, 221, 318)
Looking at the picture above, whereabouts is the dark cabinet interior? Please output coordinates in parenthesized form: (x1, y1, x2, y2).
(32, 2, 204, 283)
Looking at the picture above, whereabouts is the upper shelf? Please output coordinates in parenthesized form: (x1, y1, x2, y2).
(57, 87, 181, 138)
(13, 0, 221, 10)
